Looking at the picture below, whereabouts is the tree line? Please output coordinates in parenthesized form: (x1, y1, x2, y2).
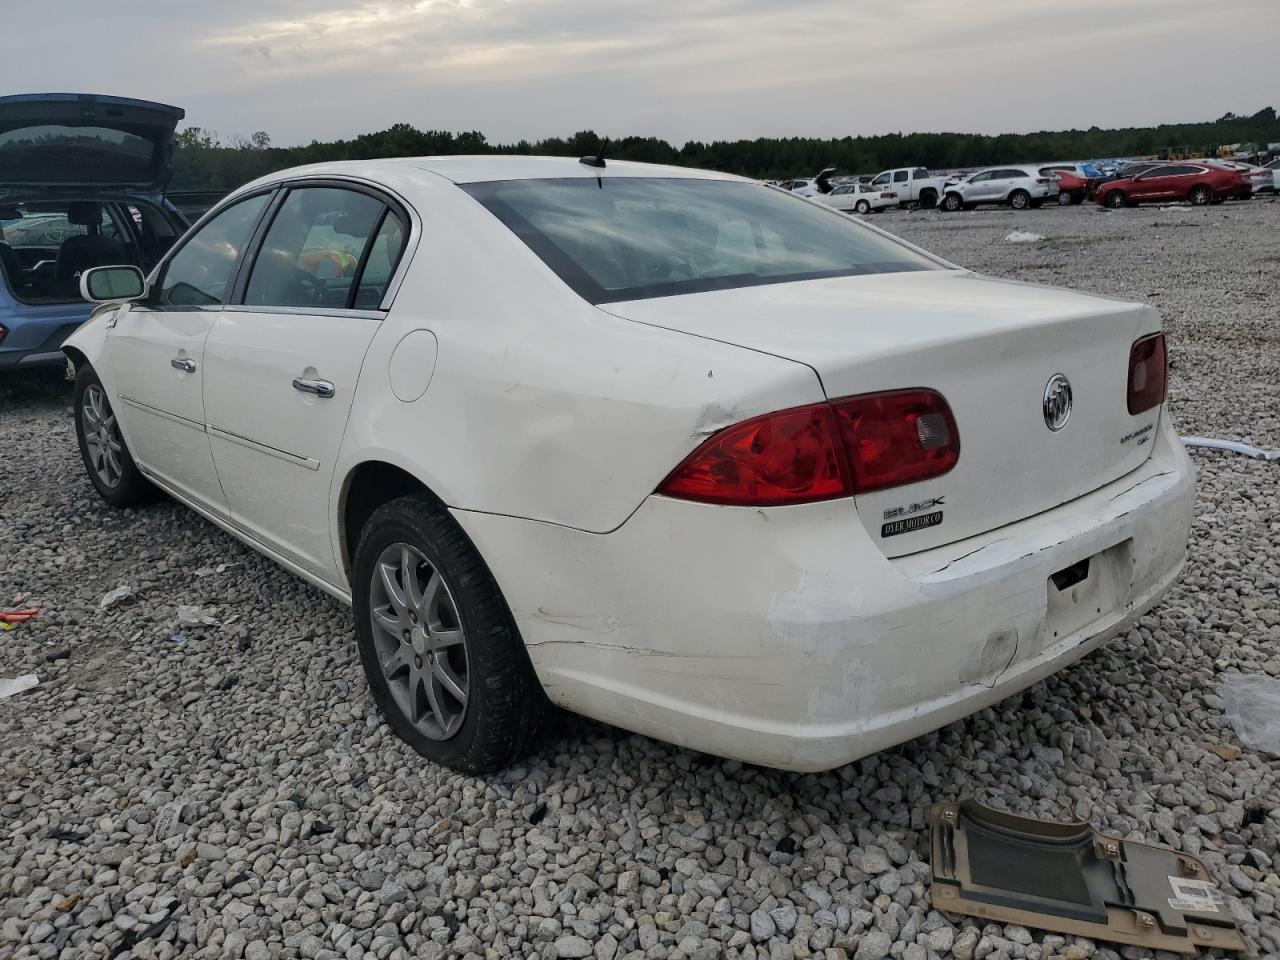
(171, 107, 1280, 192)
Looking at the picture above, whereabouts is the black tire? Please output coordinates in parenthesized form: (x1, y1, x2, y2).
(1103, 189, 1128, 209)
(1188, 184, 1213, 206)
(73, 364, 155, 508)
(918, 189, 938, 210)
(941, 192, 963, 212)
(352, 494, 552, 773)
(1057, 190, 1074, 206)
(854, 200, 871, 214)
(1008, 189, 1031, 210)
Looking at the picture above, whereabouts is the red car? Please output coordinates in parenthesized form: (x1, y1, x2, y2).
(1094, 163, 1246, 208)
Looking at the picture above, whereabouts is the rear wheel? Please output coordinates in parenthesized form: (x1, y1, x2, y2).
(1104, 189, 1128, 209)
(352, 494, 552, 773)
(1188, 184, 1213, 206)
(918, 189, 938, 210)
(854, 200, 871, 214)
(1008, 189, 1030, 210)
(941, 192, 963, 212)
(73, 365, 155, 508)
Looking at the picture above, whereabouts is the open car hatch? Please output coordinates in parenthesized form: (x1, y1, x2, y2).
(929, 801, 1246, 955)
(0, 93, 185, 193)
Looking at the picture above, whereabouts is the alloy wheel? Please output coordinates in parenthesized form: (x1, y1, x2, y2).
(1105, 190, 1126, 208)
(369, 542, 470, 740)
(1189, 185, 1212, 206)
(81, 384, 123, 489)
(1010, 191, 1029, 210)
(1057, 191, 1073, 206)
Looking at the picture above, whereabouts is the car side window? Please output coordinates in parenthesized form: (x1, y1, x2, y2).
(969, 172, 991, 183)
(351, 211, 407, 309)
(156, 193, 270, 307)
(871, 173, 889, 187)
(893, 170, 909, 182)
(1144, 166, 1175, 178)
(1168, 165, 1200, 175)
(244, 186, 386, 310)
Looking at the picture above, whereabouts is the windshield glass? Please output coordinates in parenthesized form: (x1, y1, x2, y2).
(463, 177, 940, 304)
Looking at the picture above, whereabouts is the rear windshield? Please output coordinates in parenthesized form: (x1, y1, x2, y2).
(463, 177, 940, 303)
(0, 124, 154, 183)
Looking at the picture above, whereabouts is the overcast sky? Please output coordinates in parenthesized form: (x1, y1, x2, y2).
(12, 0, 1276, 146)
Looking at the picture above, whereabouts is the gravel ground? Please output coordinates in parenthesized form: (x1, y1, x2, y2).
(2, 199, 1278, 960)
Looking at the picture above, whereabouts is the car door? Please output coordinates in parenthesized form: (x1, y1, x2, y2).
(963, 171, 993, 201)
(892, 169, 910, 200)
(107, 191, 272, 511)
(202, 182, 410, 581)
(1129, 165, 1174, 201)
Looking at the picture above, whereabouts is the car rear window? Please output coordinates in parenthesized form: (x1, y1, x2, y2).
(0, 125, 154, 183)
(463, 177, 939, 304)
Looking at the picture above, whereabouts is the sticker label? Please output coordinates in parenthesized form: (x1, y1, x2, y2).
(882, 511, 943, 538)
(1167, 876, 1224, 914)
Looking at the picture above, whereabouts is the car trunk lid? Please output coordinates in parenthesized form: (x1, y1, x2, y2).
(604, 270, 1162, 556)
(0, 93, 185, 194)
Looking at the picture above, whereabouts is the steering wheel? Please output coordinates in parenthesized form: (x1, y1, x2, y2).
(290, 266, 326, 304)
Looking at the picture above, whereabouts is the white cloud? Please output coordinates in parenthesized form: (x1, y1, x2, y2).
(6, 0, 1276, 145)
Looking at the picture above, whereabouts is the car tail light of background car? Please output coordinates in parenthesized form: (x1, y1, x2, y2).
(1127, 333, 1167, 415)
(658, 389, 960, 506)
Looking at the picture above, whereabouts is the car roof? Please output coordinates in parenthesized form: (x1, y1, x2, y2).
(241, 155, 743, 190)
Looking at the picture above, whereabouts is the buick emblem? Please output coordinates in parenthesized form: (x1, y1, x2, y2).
(1043, 374, 1072, 431)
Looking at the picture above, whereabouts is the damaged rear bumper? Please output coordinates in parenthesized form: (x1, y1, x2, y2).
(455, 413, 1195, 771)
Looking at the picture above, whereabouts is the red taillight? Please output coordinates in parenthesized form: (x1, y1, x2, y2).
(0, 324, 7, 346)
(658, 389, 959, 506)
(832, 389, 960, 494)
(1127, 333, 1167, 415)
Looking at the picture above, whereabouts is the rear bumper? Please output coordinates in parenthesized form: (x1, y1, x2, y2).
(457, 414, 1194, 771)
(0, 305, 88, 370)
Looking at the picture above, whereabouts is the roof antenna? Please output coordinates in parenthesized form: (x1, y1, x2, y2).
(579, 138, 607, 170)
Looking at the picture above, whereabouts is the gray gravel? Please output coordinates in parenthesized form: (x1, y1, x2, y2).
(2, 198, 1279, 960)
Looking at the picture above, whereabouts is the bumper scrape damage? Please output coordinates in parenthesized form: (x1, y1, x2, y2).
(455, 413, 1194, 771)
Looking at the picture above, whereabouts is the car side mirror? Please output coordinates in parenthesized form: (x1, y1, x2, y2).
(81, 265, 147, 303)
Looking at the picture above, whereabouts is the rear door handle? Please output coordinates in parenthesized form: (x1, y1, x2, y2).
(292, 377, 335, 399)
(171, 357, 196, 373)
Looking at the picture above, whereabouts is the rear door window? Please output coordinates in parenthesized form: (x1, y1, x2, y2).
(243, 186, 386, 310)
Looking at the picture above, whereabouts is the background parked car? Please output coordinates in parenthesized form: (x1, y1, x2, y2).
(0, 93, 188, 370)
(1038, 162, 1106, 205)
(1094, 162, 1244, 208)
(818, 181, 897, 214)
(939, 166, 1058, 211)
(789, 167, 838, 198)
(1267, 157, 1280, 191)
(867, 167, 947, 209)
(1204, 159, 1272, 196)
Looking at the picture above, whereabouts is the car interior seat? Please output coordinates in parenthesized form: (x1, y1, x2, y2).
(56, 202, 127, 298)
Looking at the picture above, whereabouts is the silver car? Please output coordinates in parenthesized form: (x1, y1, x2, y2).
(939, 165, 1059, 212)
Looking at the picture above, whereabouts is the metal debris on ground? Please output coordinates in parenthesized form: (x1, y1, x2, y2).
(929, 800, 1246, 955)
(0, 674, 40, 700)
(1221, 672, 1280, 757)
(99, 584, 134, 609)
(1181, 436, 1280, 460)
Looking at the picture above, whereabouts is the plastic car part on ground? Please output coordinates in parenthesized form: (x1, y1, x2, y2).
(1180, 436, 1280, 460)
(1221, 673, 1280, 756)
(0, 674, 39, 700)
(0, 608, 38, 630)
(929, 800, 1246, 955)
(1005, 231, 1045, 243)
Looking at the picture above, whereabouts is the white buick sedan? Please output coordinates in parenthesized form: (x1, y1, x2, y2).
(66, 156, 1194, 773)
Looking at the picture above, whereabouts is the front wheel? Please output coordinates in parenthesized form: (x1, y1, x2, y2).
(1104, 189, 1128, 209)
(73, 365, 155, 507)
(854, 200, 871, 214)
(1188, 184, 1213, 206)
(941, 192, 963, 212)
(1057, 190, 1074, 206)
(352, 494, 552, 773)
(1008, 189, 1030, 210)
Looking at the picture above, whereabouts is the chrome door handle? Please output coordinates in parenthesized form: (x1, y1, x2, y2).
(171, 357, 196, 373)
(292, 377, 335, 399)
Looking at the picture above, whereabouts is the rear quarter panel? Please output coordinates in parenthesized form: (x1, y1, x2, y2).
(332, 173, 824, 547)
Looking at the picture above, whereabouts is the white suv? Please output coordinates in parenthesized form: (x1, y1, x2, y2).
(940, 166, 1059, 211)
